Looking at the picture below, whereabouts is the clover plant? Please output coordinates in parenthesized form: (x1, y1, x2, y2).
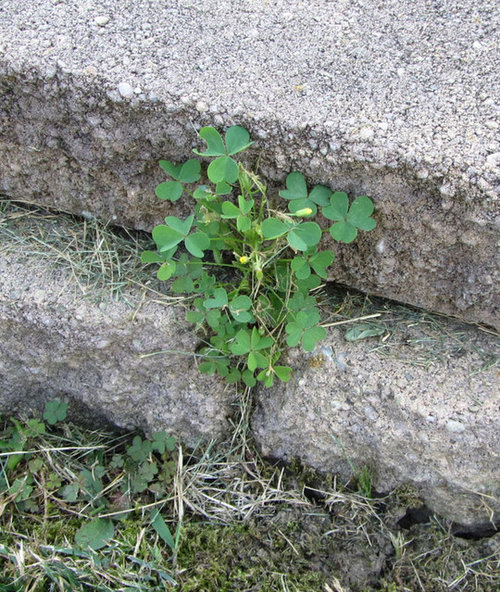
(143, 126, 376, 387)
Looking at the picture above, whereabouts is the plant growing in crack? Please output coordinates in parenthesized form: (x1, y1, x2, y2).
(142, 126, 376, 387)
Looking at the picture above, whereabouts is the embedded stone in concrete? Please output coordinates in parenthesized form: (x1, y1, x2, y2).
(252, 324, 500, 528)
(0, 0, 498, 328)
(0, 252, 234, 444)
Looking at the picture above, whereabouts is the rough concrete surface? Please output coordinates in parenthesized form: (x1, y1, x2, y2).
(0, 251, 235, 444)
(0, 0, 498, 327)
(252, 322, 500, 528)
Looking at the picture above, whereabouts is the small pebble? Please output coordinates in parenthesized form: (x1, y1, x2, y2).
(94, 16, 110, 27)
(117, 82, 134, 98)
(446, 420, 466, 433)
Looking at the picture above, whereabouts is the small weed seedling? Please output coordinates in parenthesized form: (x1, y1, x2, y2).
(143, 126, 376, 387)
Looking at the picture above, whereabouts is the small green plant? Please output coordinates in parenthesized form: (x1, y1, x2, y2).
(143, 126, 376, 386)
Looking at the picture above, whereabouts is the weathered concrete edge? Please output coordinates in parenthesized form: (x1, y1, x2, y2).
(0, 251, 236, 446)
(0, 62, 498, 328)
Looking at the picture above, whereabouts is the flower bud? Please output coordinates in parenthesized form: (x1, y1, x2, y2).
(239, 256, 249, 264)
(295, 207, 313, 217)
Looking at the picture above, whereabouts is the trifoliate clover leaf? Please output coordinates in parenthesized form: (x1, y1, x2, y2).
(151, 431, 176, 454)
(127, 436, 152, 463)
(323, 193, 376, 243)
(285, 310, 325, 351)
(43, 399, 68, 425)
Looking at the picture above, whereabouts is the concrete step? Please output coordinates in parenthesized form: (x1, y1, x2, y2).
(0, 0, 498, 327)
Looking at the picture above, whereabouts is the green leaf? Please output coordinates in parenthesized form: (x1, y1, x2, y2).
(225, 126, 253, 156)
(226, 367, 242, 383)
(287, 222, 322, 251)
(178, 159, 202, 183)
(186, 310, 204, 326)
(75, 518, 114, 551)
(237, 215, 251, 232)
(172, 276, 195, 293)
(248, 350, 269, 372)
(309, 185, 332, 206)
(150, 510, 176, 550)
(352, 216, 377, 231)
(261, 218, 289, 239)
(216, 181, 232, 195)
(309, 250, 335, 278)
(165, 215, 194, 236)
(279, 172, 308, 200)
(185, 232, 210, 257)
(193, 126, 225, 156)
(347, 195, 374, 222)
(159, 160, 182, 178)
(322, 192, 349, 221)
(221, 201, 241, 218)
(141, 250, 164, 264)
(43, 399, 68, 425)
(345, 324, 385, 341)
(155, 181, 183, 202)
(157, 261, 176, 281)
(208, 156, 239, 184)
(151, 431, 176, 454)
(153, 225, 184, 252)
(302, 326, 327, 351)
(242, 369, 257, 387)
(230, 329, 252, 355)
(61, 482, 79, 502)
(229, 295, 254, 323)
(127, 436, 152, 462)
(297, 273, 322, 292)
(329, 221, 357, 243)
(274, 366, 292, 382)
(238, 195, 254, 214)
(257, 368, 274, 387)
(203, 287, 228, 309)
(291, 256, 311, 280)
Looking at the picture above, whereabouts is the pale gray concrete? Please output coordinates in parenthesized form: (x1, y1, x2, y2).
(1, 0, 499, 322)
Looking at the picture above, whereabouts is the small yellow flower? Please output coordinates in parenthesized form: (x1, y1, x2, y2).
(239, 256, 249, 264)
(295, 207, 313, 217)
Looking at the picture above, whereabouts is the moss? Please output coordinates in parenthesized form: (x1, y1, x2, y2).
(176, 522, 327, 591)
